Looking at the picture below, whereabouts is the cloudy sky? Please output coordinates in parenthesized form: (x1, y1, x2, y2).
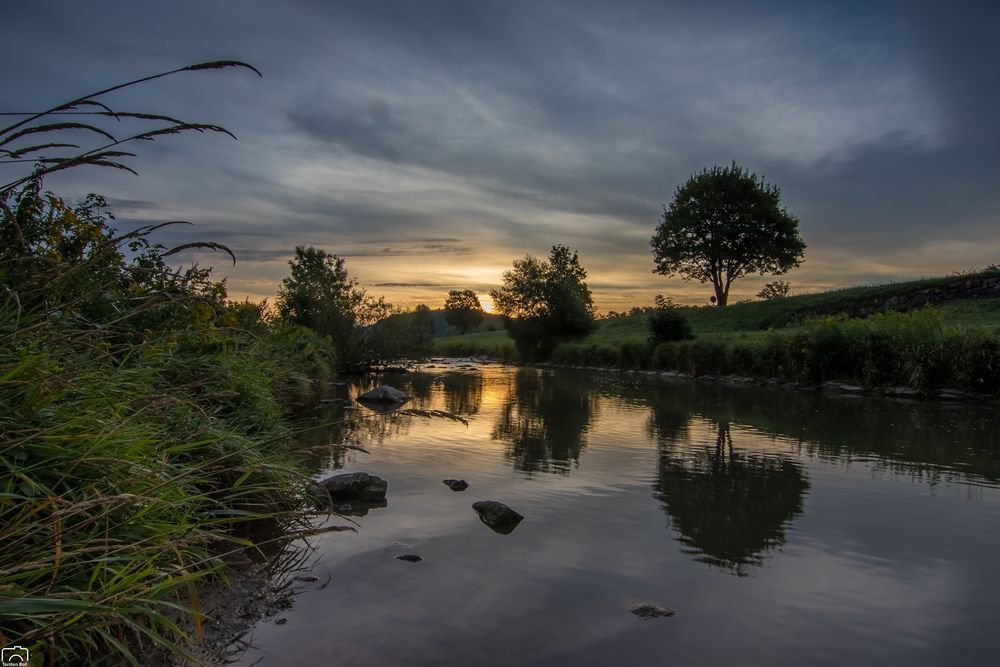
(4, 1, 998, 310)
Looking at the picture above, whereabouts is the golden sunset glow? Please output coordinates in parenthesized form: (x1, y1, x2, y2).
(478, 293, 494, 313)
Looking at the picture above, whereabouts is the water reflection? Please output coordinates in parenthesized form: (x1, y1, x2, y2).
(647, 381, 1000, 486)
(654, 420, 810, 575)
(441, 372, 484, 415)
(491, 369, 597, 475)
(237, 363, 1000, 667)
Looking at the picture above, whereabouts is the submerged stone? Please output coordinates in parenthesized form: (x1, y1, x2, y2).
(396, 554, 423, 562)
(472, 500, 524, 535)
(443, 479, 469, 491)
(630, 603, 675, 619)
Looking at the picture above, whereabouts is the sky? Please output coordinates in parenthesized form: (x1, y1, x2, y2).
(3, 1, 999, 311)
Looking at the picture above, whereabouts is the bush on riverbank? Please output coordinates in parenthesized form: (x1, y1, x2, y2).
(0, 182, 337, 664)
(437, 305, 1000, 396)
(649, 309, 1000, 394)
(437, 334, 518, 361)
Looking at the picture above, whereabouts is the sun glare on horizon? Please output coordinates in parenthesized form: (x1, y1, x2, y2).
(478, 293, 494, 313)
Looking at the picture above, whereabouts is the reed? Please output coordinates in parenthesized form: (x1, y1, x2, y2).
(0, 64, 347, 665)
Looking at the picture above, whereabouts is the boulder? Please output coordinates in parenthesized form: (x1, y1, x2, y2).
(443, 479, 469, 492)
(472, 500, 524, 535)
(357, 385, 410, 404)
(318, 472, 388, 502)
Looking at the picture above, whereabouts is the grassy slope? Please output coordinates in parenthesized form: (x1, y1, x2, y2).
(435, 270, 1000, 353)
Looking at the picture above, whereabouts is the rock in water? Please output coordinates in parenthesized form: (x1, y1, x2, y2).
(318, 472, 388, 501)
(443, 479, 469, 491)
(630, 604, 675, 619)
(472, 500, 524, 534)
(357, 385, 411, 404)
(395, 554, 423, 562)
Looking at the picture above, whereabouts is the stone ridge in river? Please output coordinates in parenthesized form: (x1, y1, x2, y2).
(395, 554, 423, 562)
(630, 603, 675, 619)
(357, 385, 410, 404)
(318, 472, 388, 501)
(472, 500, 524, 534)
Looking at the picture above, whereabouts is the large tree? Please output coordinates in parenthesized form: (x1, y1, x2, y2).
(443, 289, 485, 334)
(276, 245, 366, 358)
(651, 163, 806, 306)
(490, 245, 596, 360)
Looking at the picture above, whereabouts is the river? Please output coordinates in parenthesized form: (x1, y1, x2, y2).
(231, 358, 1000, 666)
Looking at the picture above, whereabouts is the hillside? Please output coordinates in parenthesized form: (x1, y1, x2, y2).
(436, 269, 1000, 351)
(432, 309, 505, 336)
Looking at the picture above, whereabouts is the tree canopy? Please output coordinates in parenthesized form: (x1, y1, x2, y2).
(490, 245, 596, 360)
(651, 163, 806, 306)
(275, 245, 370, 360)
(443, 289, 485, 334)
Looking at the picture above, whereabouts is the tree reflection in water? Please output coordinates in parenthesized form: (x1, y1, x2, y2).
(441, 372, 485, 416)
(491, 369, 596, 475)
(654, 417, 809, 576)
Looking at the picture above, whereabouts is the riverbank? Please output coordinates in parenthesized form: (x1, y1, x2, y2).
(0, 185, 345, 664)
(435, 284, 1000, 400)
(0, 318, 343, 665)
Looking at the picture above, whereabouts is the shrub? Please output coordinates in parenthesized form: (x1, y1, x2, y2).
(757, 280, 791, 300)
(648, 307, 695, 344)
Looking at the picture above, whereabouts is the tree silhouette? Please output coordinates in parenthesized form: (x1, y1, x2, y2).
(491, 245, 596, 359)
(651, 163, 805, 306)
(443, 289, 485, 334)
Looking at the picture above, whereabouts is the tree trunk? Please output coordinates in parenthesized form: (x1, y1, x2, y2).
(712, 281, 728, 306)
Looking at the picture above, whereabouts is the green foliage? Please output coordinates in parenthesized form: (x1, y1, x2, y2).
(0, 60, 351, 662)
(274, 245, 406, 364)
(643, 308, 1000, 394)
(436, 330, 519, 361)
(757, 280, 791, 300)
(443, 289, 485, 334)
(225, 297, 275, 331)
(275, 246, 363, 356)
(413, 303, 435, 336)
(367, 305, 435, 360)
(651, 162, 806, 306)
(444, 273, 1000, 394)
(648, 295, 695, 343)
(0, 179, 343, 664)
(490, 245, 596, 360)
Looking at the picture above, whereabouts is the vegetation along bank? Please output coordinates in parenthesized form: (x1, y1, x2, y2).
(437, 270, 1000, 399)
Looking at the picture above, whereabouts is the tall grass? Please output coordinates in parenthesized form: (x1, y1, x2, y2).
(0, 216, 346, 663)
(0, 64, 347, 664)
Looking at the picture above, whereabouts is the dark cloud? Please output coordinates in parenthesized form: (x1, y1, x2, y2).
(4, 0, 1000, 305)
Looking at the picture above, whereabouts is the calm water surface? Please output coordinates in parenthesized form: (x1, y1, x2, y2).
(234, 359, 1000, 666)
